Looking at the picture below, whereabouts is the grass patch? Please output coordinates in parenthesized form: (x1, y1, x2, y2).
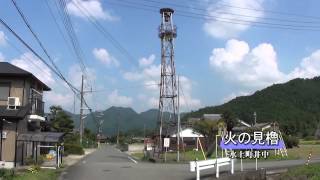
(12, 169, 60, 180)
(0, 168, 61, 180)
(131, 152, 144, 160)
(281, 163, 320, 180)
(300, 140, 320, 145)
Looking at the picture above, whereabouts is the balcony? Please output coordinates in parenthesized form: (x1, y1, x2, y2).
(29, 97, 44, 117)
(28, 89, 45, 122)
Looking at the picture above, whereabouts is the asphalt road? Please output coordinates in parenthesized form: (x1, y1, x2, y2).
(60, 145, 320, 180)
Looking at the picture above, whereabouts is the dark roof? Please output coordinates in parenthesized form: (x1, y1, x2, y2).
(0, 62, 51, 91)
(17, 132, 65, 142)
(0, 104, 31, 120)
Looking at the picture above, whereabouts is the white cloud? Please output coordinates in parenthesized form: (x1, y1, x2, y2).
(204, 0, 264, 39)
(68, 64, 96, 89)
(0, 53, 4, 62)
(288, 50, 320, 80)
(123, 64, 160, 82)
(11, 52, 55, 86)
(139, 54, 155, 67)
(9, 53, 78, 111)
(209, 39, 284, 88)
(123, 71, 144, 81)
(222, 91, 251, 103)
(93, 48, 119, 67)
(67, 0, 118, 21)
(123, 54, 201, 111)
(45, 91, 74, 109)
(211, 39, 320, 102)
(108, 90, 133, 107)
(0, 31, 7, 46)
(179, 76, 201, 110)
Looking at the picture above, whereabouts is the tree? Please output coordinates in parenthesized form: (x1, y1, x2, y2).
(193, 119, 225, 157)
(221, 111, 236, 132)
(50, 105, 74, 133)
(50, 105, 63, 120)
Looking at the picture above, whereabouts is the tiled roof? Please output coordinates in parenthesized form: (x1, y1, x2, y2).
(0, 62, 51, 91)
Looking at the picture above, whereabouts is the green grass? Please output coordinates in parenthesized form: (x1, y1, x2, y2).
(0, 168, 61, 180)
(280, 163, 320, 180)
(12, 169, 60, 180)
(300, 140, 320, 145)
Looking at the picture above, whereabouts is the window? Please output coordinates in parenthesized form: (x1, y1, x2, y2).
(0, 83, 10, 100)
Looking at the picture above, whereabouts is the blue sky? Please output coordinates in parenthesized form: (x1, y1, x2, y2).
(1, 0, 320, 113)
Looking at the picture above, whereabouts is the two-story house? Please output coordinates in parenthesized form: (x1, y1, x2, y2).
(0, 62, 51, 168)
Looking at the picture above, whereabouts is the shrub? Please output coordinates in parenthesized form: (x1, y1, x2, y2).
(64, 143, 84, 155)
(304, 136, 315, 141)
(0, 169, 14, 178)
(25, 155, 44, 165)
(27, 165, 41, 174)
(283, 134, 299, 148)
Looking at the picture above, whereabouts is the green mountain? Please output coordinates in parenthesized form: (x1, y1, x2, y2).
(184, 77, 320, 137)
(69, 107, 161, 136)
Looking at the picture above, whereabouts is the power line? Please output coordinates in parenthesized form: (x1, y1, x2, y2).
(10, 0, 70, 85)
(90, 83, 160, 93)
(56, 0, 88, 77)
(115, 0, 320, 29)
(70, 1, 139, 69)
(130, 0, 320, 24)
(0, 16, 93, 111)
(173, 0, 320, 21)
(0, 17, 78, 92)
(43, 0, 76, 60)
(71, 0, 161, 83)
(107, 0, 320, 31)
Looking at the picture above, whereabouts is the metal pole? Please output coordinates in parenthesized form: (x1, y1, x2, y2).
(117, 114, 120, 145)
(177, 75, 180, 162)
(79, 75, 84, 145)
(0, 119, 3, 161)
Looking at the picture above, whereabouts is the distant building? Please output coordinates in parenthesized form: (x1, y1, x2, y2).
(168, 127, 205, 151)
(232, 119, 276, 132)
(202, 114, 222, 121)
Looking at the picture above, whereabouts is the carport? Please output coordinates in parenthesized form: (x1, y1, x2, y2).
(16, 132, 65, 168)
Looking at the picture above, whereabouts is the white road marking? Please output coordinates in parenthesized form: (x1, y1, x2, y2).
(128, 156, 138, 164)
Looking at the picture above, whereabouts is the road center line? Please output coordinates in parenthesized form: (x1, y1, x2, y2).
(128, 156, 138, 164)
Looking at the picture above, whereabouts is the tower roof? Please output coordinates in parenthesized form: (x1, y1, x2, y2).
(160, 8, 174, 14)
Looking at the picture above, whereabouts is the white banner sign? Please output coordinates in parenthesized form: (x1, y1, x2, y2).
(164, 138, 170, 148)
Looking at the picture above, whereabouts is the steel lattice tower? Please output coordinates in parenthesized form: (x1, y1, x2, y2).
(158, 8, 178, 149)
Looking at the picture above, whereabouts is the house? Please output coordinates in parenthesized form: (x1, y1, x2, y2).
(232, 119, 275, 133)
(203, 114, 222, 121)
(169, 127, 206, 151)
(0, 62, 63, 168)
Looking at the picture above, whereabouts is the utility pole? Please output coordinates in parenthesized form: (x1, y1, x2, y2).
(144, 124, 146, 139)
(177, 75, 180, 162)
(116, 113, 120, 145)
(253, 112, 257, 126)
(79, 75, 84, 145)
(0, 119, 3, 161)
(157, 8, 178, 152)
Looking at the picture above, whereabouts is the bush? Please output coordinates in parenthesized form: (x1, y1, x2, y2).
(25, 156, 44, 166)
(304, 136, 315, 141)
(283, 134, 299, 148)
(0, 169, 15, 178)
(64, 143, 84, 155)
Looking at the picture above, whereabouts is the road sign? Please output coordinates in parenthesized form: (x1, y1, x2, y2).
(164, 138, 170, 148)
